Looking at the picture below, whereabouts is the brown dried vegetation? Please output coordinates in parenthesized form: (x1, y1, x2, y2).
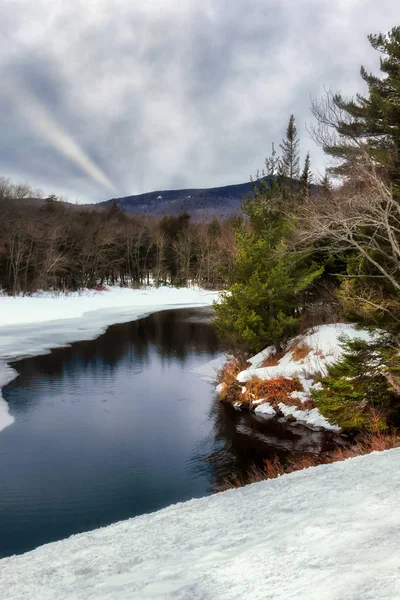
(260, 349, 285, 367)
(217, 358, 247, 404)
(218, 423, 400, 491)
(288, 342, 312, 362)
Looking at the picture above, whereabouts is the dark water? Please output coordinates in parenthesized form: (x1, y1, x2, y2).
(0, 308, 335, 558)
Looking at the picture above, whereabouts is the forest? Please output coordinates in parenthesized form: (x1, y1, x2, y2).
(0, 185, 236, 294)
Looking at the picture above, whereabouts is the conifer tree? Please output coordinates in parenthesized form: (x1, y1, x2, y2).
(318, 172, 332, 200)
(300, 152, 312, 197)
(312, 336, 400, 431)
(213, 158, 324, 353)
(279, 114, 300, 181)
(318, 27, 400, 185)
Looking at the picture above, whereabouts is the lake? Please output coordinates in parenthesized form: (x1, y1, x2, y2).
(0, 307, 335, 557)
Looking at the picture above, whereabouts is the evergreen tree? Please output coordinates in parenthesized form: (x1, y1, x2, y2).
(320, 172, 331, 194)
(279, 114, 300, 181)
(312, 335, 400, 431)
(300, 152, 312, 197)
(323, 27, 400, 184)
(213, 168, 324, 353)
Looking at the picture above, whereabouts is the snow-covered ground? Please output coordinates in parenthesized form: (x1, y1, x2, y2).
(1, 448, 399, 599)
(0, 286, 219, 432)
(227, 324, 374, 431)
(238, 323, 373, 381)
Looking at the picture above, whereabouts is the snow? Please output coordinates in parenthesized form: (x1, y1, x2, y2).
(0, 286, 219, 432)
(1, 448, 399, 599)
(246, 345, 275, 368)
(235, 324, 375, 431)
(278, 402, 339, 431)
(238, 324, 374, 384)
(254, 402, 276, 416)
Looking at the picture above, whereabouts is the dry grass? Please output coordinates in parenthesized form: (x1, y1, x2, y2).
(260, 349, 285, 367)
(217, 360, 312, 411)
(217, 425, 400, 492)
(244, 376, 302, 408)
(287, 342, 312, 362)
(217, 357, 247, 404)
(301, 397, 317, 410)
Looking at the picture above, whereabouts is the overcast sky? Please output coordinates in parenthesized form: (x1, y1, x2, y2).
(0, 0, 400, 203)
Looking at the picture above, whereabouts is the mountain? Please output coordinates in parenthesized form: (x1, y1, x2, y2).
(99, 180, 255, 220)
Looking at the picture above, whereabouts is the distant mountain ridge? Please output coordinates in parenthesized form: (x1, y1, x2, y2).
(99, 180, 256, 220)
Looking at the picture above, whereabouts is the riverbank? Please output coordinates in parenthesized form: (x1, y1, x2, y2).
(216, 323, 374, 432)
(1, 447, 399, 599)
(0, 286, 219, 432)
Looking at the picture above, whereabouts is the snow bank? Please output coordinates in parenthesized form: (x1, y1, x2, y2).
(232, 324, 375, 431)
(238, 323, 374, 383)
(0, 286, 219, 432)
(254, 401, 276, 416)
(1, 448, 399, 599)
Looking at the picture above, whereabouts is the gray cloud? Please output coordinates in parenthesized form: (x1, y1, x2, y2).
(0, 0, 400, 202)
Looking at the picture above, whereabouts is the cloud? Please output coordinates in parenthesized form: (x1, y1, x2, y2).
(0, 0, 400, 202)
(2, 73, 117, 193)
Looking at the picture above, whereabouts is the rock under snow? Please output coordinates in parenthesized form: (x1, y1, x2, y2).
(254, 402, 276, 416)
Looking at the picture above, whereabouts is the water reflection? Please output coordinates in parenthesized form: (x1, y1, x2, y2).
(1, 307, 335, 558)
(205, 400, 338, 490)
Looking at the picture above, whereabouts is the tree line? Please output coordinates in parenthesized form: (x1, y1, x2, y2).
(0, 182, 236, 294)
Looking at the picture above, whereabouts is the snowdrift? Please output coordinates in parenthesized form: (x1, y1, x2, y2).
(1, 448, 399, 599)
(232, 324, 374, 431)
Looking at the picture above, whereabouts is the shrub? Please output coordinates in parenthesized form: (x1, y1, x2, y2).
(245, 376, 302, 407)
(217, 358, 247, 404)
(217, 426, 400, 491)
(312, 335, 400, 431)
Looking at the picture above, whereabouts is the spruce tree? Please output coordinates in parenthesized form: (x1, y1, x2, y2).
(312, 336, 400, 431)
(213, 161, 324, 353)
(324, 26, 400, 184)
(279, 115, 300, 181)
(320, 172, 331, 193)
(300, 152, 312, 197)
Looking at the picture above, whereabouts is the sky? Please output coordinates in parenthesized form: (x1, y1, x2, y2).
(0, 0, 400, 204)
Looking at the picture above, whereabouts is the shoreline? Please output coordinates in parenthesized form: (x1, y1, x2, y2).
(1, 447, 399, 598)
(0, 286, 219, 433)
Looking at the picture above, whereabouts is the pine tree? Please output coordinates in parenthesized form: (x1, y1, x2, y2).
(213, 159, 324, 353)
(312, 336, 400, 431)
(279, 115, 300, 181)
(323, 27, 400, 184)
(320, 172, 331, 192)
(300, 152, 312, 197)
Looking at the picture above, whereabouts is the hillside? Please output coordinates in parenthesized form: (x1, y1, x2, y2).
(99, 180, 255, 220)
(1, 448, 399, 599)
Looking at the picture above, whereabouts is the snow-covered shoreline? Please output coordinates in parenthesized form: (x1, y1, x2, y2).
(1, 447, 399, 599)
(217, 324, 374, 431)
(0, 286, 219, 432)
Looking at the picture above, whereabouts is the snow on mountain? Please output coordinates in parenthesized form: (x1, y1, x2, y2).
(1, 448, 399, 599)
